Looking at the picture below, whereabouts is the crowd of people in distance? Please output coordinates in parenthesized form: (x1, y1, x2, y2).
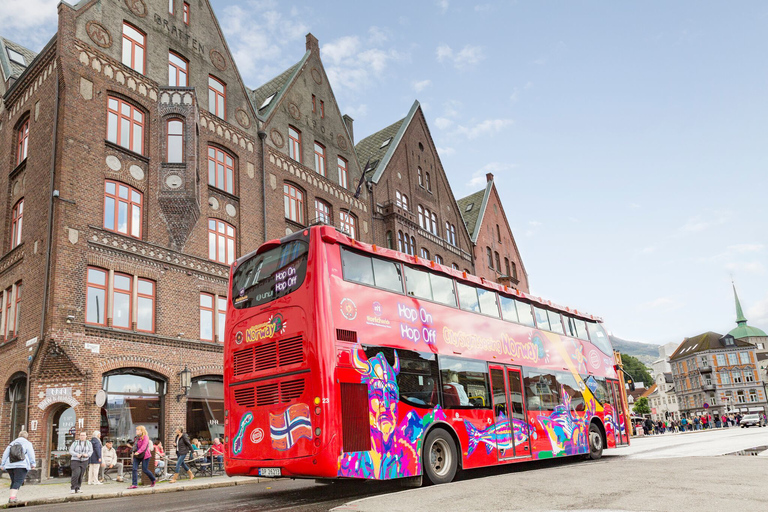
(635, 413, 767, 436)
(1, 427, 226, 504)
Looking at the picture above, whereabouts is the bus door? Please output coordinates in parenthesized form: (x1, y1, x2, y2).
(489, 365, 530, 461)
(609, 380, 629, 445)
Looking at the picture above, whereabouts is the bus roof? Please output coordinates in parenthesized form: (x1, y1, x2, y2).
(238, 225, 604, 323)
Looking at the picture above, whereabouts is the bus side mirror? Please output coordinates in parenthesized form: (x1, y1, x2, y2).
(627, 380, 635, 391)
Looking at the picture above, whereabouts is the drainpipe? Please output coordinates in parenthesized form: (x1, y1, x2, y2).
(25, 64, 60, 429)
(258, 129, 267, 243)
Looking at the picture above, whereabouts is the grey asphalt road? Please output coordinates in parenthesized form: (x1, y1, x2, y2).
(18, 428, 768, 511)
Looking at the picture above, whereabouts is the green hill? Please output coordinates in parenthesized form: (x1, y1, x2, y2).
(609, 335, 659, 366)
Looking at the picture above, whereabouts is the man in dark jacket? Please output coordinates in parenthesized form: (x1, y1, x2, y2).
(88, 430, 103, 485)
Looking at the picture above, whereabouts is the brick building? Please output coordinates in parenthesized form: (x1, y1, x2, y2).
(457, 173, 529, 293)
(247, 34, 369, 242)
(355, 100, 473, 270)
(670, 332, 767, 419)
(0, 0, 265, 480)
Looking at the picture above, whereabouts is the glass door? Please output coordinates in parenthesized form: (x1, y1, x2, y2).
(506, 367, 531, 457)
(489, 365, 514, 461)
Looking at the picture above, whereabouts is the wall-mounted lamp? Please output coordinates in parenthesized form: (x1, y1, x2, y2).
(176, 366, 192, 402)
(66, 315, 75, 324)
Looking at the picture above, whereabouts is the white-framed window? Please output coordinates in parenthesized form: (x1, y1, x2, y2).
(208, 219, 236, 265)
(122, 23, 145, 74)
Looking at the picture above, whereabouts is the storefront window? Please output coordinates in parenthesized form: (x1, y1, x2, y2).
(50, 407, 76, 478)
(186, 377, 224, 446)
(103, 371, 165, 449)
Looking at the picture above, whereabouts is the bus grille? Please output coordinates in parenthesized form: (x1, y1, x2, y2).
(232, 335, 304, 377)
(336, 329, 357, 343)
(233, 387, 255, 408)
(340, 383, 371, 452)
(233, 379, 306, 408)
(280, 379, 305, 402)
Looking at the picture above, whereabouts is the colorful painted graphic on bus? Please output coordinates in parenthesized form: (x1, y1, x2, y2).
(233, 412, 253, 456)
(337, 345, 445, 479)
(270, 403, 312, 451)
(536, 387, 593, 457)
(465, 414, 537, 455)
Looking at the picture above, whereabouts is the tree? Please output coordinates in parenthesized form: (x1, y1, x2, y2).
(633, 396, 651, 415)
(620, 353, 653, 388)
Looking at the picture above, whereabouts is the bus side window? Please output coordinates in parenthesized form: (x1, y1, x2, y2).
(574, 318, 588, 340)
(397, 350, 439, 408)
(429, 273, 456, 307)
(477, 288, 500, 318)
(372, 257, 403, 293)
(515, 300, 535, 328)
(556, 371, 584, 411)
(456, 283, 480, 313)
(500, 296, 518, 323)
(404, 266, 432, 300)
(341, 248, 374, 286)
(533, 306, 550, 331)
(548, 310, 564, 334)
(438, 356, 491, 409)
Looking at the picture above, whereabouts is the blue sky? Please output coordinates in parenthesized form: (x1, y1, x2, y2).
(2, 1, 767, 345)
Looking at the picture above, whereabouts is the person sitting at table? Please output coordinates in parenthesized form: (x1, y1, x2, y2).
(208, 438, 224, 470)
(153, 439, 166, 477)
(101, 439, 124, 482)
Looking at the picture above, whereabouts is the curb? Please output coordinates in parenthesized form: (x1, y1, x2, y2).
(2, 478, 261, 509)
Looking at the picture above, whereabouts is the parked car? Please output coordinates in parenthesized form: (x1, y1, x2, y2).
(740, 414, 763, 428)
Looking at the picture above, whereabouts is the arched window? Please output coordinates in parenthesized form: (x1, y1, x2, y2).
(107, 96, 145, 155)
(10, 199, 23, 249)
(337, 157, 349, 189)
(103, 369, 166, 444)
(410, 236, 416, 256)
(186, 377, 223, 444)
(104, 181, 143, 239)
(283, 183, 304, 224)
(314, 199, 330, 224)
(314, 142, 326, 177)
(5, 373, 26, 442)
(340, 211, 357, 239)
(122, 22, 145, 74)
(16, 119, 29, 165)
(425, 172, 432, 191)
(288, 126, 301, 162)
(386, 231, 393, 249)
(418, 167, 423, 187)
(486, 247, 493, 269)
(418, 205, 424, 228)
(167, 119, 184, 163)
(397, 231, 404, 252)
(208, 146, 235, 194)
(208, 75, 226, 118)
(495, 252, 501, 273)
(208, 219, 236, 265)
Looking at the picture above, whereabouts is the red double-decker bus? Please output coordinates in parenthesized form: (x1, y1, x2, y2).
(224, 226, 629, 484)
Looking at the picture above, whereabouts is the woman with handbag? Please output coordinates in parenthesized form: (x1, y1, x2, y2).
(170, 427, 194, 483)
(128, 426, 155, 489)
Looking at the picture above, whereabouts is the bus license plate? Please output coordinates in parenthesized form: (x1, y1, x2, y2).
(258, 468, 281, 477)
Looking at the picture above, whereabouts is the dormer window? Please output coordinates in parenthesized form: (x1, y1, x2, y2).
(260, 93, 276, 110)
(6, 47, 25, 66)
(380, 138, 391, 149)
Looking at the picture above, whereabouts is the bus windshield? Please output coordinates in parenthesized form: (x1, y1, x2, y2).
(231, 240, 309, 309)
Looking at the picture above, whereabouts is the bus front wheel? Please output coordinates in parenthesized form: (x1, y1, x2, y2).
(587, 422, 604, 460)
(423, 428, 458, 485)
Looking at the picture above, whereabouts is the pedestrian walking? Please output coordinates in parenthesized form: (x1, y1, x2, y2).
(88, 430, 103, 485)
(170, 427, 195, 483)
(1, 430, 36, 505)
(68, 431, 93, 494)
(128, 426, 155, 489)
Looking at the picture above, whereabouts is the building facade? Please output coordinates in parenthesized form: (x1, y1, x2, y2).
(355, 100, 474, 270)
(0, 0, 265, 480)
(248, 34, 370, 243)
(457, 173, 529, 293)
(670, 332, 767, 419)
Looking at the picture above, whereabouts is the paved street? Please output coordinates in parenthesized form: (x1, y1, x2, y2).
(8, 427, 768, 511)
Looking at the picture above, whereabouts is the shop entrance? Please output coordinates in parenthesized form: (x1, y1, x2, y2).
(49, 406, 76, 478)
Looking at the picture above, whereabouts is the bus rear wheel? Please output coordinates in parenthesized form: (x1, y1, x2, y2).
(587, 423, 603, 460)
(423, 428, 458, 485)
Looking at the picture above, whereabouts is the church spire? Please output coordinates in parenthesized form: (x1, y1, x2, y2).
(733, 282, 748, 326)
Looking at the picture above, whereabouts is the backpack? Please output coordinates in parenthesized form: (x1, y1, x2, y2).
(9, 442, 25, 463)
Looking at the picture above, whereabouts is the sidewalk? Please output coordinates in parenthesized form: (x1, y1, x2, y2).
(0, 474, 260, 508)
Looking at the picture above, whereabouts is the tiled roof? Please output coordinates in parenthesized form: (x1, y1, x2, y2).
(669, 331, 752, 360)
(641, 383, 657, 398)
(247, 52, 308, 120)
(355, 117, 404, 178)
(354, 100, 420, 183)
(456, 187, 487, 240)
(0, 37, 38, 81)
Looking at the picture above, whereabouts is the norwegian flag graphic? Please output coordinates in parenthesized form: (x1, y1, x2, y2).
(269, 403, 312, 451)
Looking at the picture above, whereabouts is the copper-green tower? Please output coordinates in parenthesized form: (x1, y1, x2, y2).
(728, 284, 767, 340)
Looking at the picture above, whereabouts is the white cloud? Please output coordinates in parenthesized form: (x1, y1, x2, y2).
(437, 146, 456, 157)
(321, 34, 405, 94)
(413, 79, 432, 92)
(435, 117, 453, 130)
(367, 26, 389, 46)
(436, 44, 485, 69)
(525, 220, 542, 238)
(726, 244, 764, 254)
(0, 0, 59, 49)
(455, 118, 513, 139)
(528, 221, 542, 227)
(678, 210, 730, 234)
(747, 293, 768, 326)
(475, 4, 493, 12)
(465, 162, 515, 188)
(344, 104, 368, 119)
(436, 0, 450, 13)
(640, 246, 656, 255)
